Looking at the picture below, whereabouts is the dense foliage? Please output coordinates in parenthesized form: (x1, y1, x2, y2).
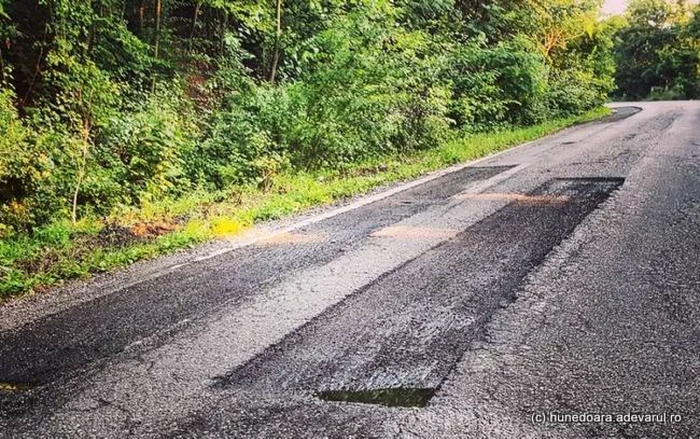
(612, 0, 700, 100)
(0, 0, 615, 235)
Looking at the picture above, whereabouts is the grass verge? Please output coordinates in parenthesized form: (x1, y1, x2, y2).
(0, 107, 610, 301)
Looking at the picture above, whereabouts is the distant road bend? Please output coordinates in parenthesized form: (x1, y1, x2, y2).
(1, 101, 699, 438)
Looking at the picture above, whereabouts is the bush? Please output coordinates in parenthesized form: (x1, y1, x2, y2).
(647, 84, 687, 101)
(186, 85, 290, 189)
(448, 39, 548, 131)
(193, 8, 456, 188)
(0, 90, 52, 233)
(546, 70, 604, 117)
(97, 89, 195, 205)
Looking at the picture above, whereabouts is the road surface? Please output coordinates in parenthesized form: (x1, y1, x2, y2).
(1, 101, 699, 438)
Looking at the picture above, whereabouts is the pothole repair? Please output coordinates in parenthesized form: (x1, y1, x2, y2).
(216, 177, 627, 411)
(316, 388, 436, 408)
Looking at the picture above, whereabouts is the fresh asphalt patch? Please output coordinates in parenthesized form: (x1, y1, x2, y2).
(0, 166, 511, 388)
(216, 177, 624, 408)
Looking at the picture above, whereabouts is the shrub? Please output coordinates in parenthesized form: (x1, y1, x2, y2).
(0, 90, 53, 233)
(448, 39, 548, 131)
(97, 89, 195, 205)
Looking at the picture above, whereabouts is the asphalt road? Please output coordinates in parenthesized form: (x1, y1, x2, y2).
(1, 101, 699, 438)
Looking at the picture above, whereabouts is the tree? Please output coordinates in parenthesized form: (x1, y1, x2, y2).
(613, 0, 700, 99)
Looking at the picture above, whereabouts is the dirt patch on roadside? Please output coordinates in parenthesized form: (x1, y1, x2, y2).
(14, 220, 179, 277)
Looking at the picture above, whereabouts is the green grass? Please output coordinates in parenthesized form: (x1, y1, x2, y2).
(0, 107, 611, 301)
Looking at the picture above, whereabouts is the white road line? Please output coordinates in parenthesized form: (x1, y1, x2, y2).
(458, 163, 531, 196)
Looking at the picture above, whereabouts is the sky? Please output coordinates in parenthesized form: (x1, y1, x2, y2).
(603, 0, 700, 15)
(602, 0, 628, 15)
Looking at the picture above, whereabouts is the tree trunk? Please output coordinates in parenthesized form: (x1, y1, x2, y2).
(152, 0, 162, 92)
(154, 0, 162, 59)
(72, 118, 91, 224)
(190, 2, 202, 52)
(269, 0, 283, 84)
(221, 9, 229, 55)
(138, 0, 146, 34)
(21, 48, 44, 107)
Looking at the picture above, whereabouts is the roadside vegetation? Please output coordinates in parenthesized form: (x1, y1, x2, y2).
(0, 0, 688, 299)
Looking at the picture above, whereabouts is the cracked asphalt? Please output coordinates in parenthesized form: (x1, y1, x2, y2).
(1, 101, 699, 438)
